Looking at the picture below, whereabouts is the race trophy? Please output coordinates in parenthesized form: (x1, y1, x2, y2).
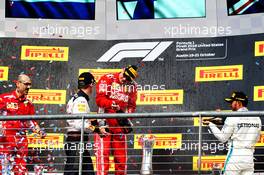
(140, 136, 155, 175)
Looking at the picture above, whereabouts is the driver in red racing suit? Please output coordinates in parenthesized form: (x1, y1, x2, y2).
(0, 74, 45, 175)
(95, 65, 138, 175)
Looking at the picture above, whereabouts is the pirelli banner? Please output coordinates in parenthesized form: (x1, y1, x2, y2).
(79, 68, 122, 82)
(27, 89, 67, 104)
(1, 33, 264, 174)
(193, 156, 226, 171)
(254, 86, 264, 101)
(195, 65, 243, 82)
(27, 133, 64, 149)
(255, 41, 264, 57)
(256, 131, 264, 146)
(21, 46, 69, 61)
(91, 156, 115, 172)
(0, 66, 8, 81)
(134, 134, 182, 149)
(137, 90, 184, 105)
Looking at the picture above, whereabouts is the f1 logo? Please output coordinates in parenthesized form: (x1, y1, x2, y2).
(97, 41, 173, 62)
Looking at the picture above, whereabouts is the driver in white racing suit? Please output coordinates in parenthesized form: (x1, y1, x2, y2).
(203, 91, 261, 175)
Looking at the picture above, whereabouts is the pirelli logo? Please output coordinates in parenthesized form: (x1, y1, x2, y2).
(254, 86, 264, 101)
(255, 41, 264, 56)
(137, 90, 184, 105)
(256, 131, 264, 146)
(27, 89, 66, 104)
(21, 46, 69, 61)
(27, 133, 64, 149)
(193, 156, 226, 171)
(79, 69, 122, 82)
(0, 66, 8, 81)
(134, 134, 182, 149)
(91, 156, 115, 171)
(195, 65, 243, 82)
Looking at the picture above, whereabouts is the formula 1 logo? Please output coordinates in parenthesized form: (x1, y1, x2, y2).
(97, 41, 173, 62)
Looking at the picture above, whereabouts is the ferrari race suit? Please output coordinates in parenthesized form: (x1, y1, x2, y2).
(95, 73, 137, 175)
(0, 90, 39, 175)
(209, 107, 261, 175)
(65, 90, 95, 175)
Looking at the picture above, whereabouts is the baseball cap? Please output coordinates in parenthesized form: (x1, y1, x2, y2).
(78, 72, 95, 89)
(225, 91, 248, 106)
(123, 65, 138, 82)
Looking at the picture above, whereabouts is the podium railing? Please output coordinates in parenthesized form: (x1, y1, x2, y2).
(0, 111, 264, 175)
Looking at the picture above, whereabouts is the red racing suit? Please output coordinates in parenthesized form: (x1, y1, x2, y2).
(0, 90, 38, 175)
(95, 73, 137, 175)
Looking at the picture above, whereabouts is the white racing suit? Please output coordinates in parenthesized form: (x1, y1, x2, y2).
(209, 107, 261, 175)
(65, 90, 95, 175)
(66, 92, 91, 133)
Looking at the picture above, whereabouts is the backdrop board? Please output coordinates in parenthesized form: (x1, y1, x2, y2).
(0, 33, 264, 174)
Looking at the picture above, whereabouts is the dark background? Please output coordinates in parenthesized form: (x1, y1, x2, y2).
(0, 33, 264, 174)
